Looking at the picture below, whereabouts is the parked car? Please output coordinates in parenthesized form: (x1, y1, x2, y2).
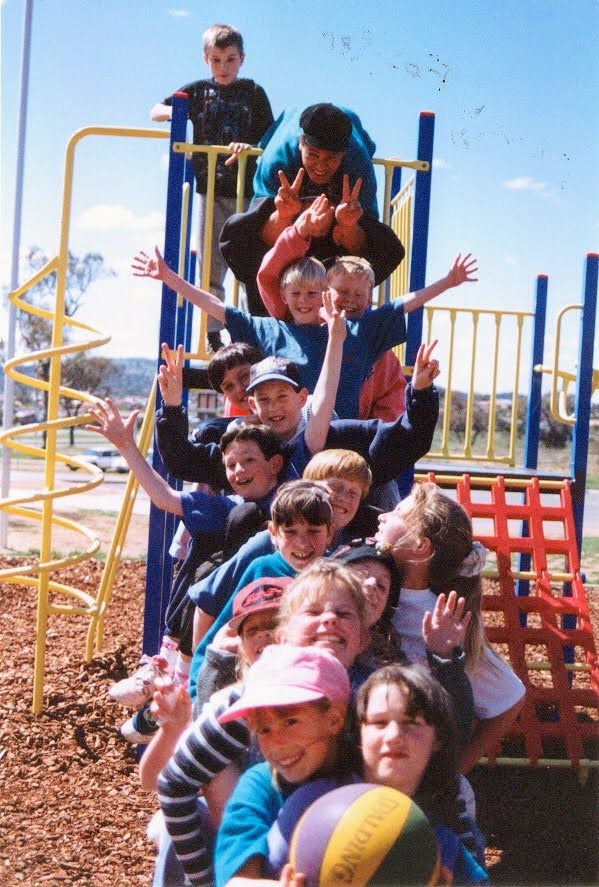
(69, 446, 128, 473)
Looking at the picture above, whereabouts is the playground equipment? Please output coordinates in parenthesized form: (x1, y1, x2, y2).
(1, 98, 597, 773)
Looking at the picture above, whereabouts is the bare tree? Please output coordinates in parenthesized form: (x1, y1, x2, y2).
(16, 247, 115, 444)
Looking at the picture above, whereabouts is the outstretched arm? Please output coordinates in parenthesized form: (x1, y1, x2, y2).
(138, 677, 193, 790)
(150, 103, 172, 122)
(87, 397, 184, 516)
(304, 292, 347, 455)
(401, 253, 478, 314)
(132, 246, 226, 324)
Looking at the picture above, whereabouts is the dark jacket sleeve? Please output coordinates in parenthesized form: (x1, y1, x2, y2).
(325, 383, 439, 488)
(155, 405, 229, 488)
(427, 647, 474, 745)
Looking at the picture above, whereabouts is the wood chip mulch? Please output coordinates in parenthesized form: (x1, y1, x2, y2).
(0, 557, 597, 886)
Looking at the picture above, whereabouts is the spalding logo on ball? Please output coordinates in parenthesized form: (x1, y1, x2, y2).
(289, 783, 440, 886)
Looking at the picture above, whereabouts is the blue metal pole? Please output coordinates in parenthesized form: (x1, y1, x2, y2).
(399, 112, 434, 499)
(570, 253, 598, 556)
(405, 111, 435, 366)
(516, 274, 548, 607)
(142, 92, 189, 657)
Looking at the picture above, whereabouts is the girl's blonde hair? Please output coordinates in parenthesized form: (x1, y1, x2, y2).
(303, 449, 372, 497)
(280, 257, 327, 291)
(278, 558, 370, 632)
(393, 482, 487, 666)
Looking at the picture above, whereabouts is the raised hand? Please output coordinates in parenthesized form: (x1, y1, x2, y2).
(150, 675, 192, 731)
(131, 246, 167, 281)
(279, 863, 307, 886)
(86, 397, 138, 451)
(321, 289, 347, 344)
(274, 168, 305, 221)
(447, 253, 478, 287)
(334, 175, 363, 228)
(411, 339, 440, 390)
(294, 193, 335, 239)
(157, 342, 184, 407)
(224, 141, 251, 167)
(422, 590, 472, 657)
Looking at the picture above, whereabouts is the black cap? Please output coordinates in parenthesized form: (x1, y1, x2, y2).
(246, 356, 302, 393)
(300, 103, 352, 153)
(332, 542, 402, 612)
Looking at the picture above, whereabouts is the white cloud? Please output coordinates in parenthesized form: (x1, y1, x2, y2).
(76, 205, 165, 231)
(433, 158, 449, 169)
(503, 176, 548, 193)
(504, 255, 517, 265)
(168, 8, 190, 17)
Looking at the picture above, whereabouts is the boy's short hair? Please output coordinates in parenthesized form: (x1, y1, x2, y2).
(327, 256, 375, 287)
(207, 343, 264, 393)
(220, 423, 282, 462)
(202, 23, 244, 54)
(303, 449, 372, 498)
(279, 558, 369, 630)
(280, 257, 327, 292)
(270, 480, 333, 529)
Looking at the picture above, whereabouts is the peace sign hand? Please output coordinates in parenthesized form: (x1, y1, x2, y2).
(335, 175, 363, 228)
(274, 168, 305, 222)
(412, 339, 440, 390)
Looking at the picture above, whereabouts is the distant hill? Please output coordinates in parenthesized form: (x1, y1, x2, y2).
(108, 358, 156, 398)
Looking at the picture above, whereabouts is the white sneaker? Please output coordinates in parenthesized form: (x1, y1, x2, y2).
(109, 655, 169, 708)
(146, 809, 164, 845)
(119, 706, 158, 743)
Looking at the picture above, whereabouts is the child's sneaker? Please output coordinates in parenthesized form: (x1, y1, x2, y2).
(109, 655, 169, 708)
(120, 702, 158, 743)
(146, 809, 164, 846)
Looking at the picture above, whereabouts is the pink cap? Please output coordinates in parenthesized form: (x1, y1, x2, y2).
(218, 645, 350, 724)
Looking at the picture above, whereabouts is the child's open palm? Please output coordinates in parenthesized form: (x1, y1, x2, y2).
(447, 253, 478, 288)
(422, 590, 472, 657)
(411, 339, 440, 390)
(150, 676, 192, 731)
(294, 193, 334, 239)
(132, 246, 167, 281)
(87, 397, 138, 450)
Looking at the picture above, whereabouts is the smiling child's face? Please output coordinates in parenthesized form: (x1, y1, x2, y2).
(360, 681, 438, 798)
(248, 380, 307, 444)
(222, 439, 281, 501)
(278, 581, 367, 668)
(280, 281, 323, 326)
(249, 702, 342, 784)
(269, 516, 332, 572)
(220, 363, 252, 410)
(327, 270, 372, 319)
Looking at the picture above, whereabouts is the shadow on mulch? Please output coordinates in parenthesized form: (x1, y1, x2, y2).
(470, 764, 598, 885)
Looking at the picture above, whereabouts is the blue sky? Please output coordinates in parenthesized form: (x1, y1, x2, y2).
(1, 0, 598, 394)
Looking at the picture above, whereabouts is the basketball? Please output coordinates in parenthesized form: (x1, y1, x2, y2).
(288, 783, 440, 886)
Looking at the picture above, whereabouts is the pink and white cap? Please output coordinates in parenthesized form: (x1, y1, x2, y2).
(218, 644, 350, 724)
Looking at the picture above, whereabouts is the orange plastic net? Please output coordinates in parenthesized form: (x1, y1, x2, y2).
(422, 473, 599, 768)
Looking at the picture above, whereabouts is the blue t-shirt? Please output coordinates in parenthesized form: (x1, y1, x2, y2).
(224, 302, 406, 420)
(215, 764, 488, 886)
